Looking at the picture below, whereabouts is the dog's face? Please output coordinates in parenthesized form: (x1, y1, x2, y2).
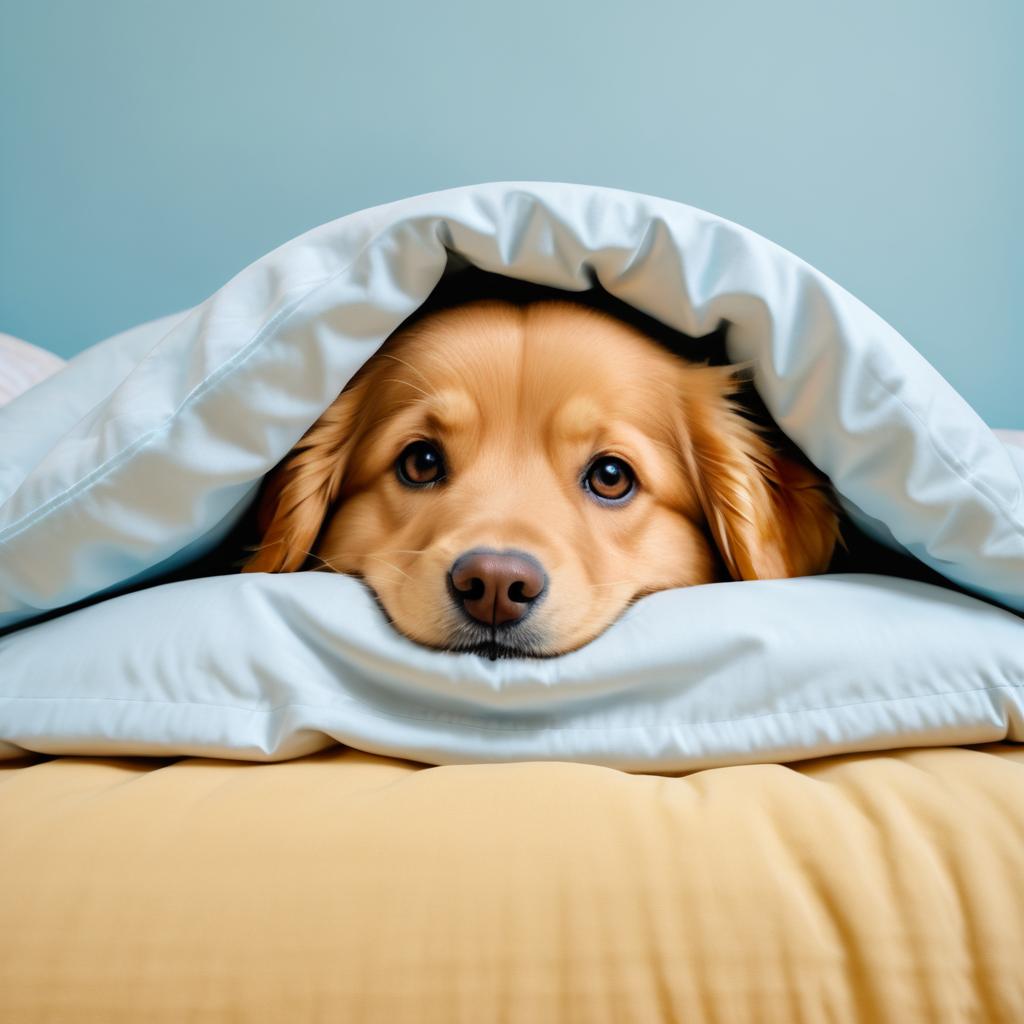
(245, 299, 839, 657)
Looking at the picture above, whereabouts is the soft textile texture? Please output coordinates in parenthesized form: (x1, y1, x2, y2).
(0, 333, 64, 406)
(2, 744, 1023, 1022)
(1, 570, 1022, 768)
(0, 181, 1022, 631)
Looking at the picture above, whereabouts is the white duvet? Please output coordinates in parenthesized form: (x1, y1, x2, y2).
(0, 181, 1022, 768)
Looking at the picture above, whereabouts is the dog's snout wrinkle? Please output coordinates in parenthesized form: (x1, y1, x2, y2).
(448, 548, 547, 627)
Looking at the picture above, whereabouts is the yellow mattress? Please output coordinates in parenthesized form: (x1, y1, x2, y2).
(2, 743, 1023, 1022)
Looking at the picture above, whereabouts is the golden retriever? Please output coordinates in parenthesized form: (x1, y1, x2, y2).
(244, 295, 841, 658)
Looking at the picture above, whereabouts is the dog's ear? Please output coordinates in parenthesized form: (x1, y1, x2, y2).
(679, 364, 841, 581)
(243, 383, 366, 573)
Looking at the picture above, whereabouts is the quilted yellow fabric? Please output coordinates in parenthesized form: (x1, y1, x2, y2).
(2, 744, 1023, 1022)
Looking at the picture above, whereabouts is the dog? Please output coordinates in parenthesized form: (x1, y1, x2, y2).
(244, 294, 841, 658)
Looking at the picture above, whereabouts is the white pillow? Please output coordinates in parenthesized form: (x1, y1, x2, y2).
(1, 570, 1021, 769)
(0, 182, 1021, 632)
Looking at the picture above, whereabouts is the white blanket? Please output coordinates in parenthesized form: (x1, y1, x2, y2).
(0, 181, 1021, 768)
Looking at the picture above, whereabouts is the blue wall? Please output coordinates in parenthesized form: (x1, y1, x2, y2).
(1, 0, 1020, 426)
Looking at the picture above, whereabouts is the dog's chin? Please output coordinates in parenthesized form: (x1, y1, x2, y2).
(447, 638, 543, 661)
(407, 613, 563, 659)
(439, 621, 554, 661)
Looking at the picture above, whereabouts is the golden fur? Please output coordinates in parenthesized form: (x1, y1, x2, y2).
(245, 299, 841, 656)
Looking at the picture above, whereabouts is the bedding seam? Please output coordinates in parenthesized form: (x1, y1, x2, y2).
(1, 679, 1020, 733)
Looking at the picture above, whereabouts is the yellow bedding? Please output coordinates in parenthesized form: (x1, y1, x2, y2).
(2, 744, 1023, 1022)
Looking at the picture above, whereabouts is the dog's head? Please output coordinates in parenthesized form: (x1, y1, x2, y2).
(244, 298, 840, 657)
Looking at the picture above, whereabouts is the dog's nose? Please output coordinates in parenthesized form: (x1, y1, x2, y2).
(448, 549, 548, 626)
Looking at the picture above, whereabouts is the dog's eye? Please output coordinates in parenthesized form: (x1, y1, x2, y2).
(584, 456, 635, 502)
(396, 440, 446, 487)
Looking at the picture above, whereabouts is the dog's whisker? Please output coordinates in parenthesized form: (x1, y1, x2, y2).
(357, 574, 407, 588)
(248, 537, 284, 555)
(354, 402, 432, 439)
(380, 377, 433, 402)
(305, 553, 346, 573)
(327, 548, 429, 560)
(372, 560, 412, 581)
(377, 353, 438, 396)
(361, 554, 414, 581)
(298, 550, 392, 582)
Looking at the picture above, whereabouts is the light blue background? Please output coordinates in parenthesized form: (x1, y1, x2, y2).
(1, 0, 1020, 426)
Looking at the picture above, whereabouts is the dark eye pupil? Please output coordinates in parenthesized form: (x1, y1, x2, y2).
(398, 441, 445, 485)
(587, 456, 634, 500)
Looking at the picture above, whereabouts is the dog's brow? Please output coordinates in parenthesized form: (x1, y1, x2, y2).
(552, 395, 603, 442)
(423, 388, 478, 434)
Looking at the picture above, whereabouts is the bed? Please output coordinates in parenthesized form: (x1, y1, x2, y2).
(1, 181, 1023, 1021)
(2, 743, 1024, 1021)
